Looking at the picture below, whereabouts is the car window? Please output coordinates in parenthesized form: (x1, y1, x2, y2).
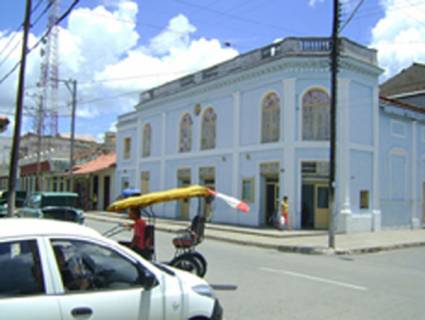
(42, 196, 77, 208)
(0, 240, 45, 297)
(51, 240, 145, 293)
(28, 194, 41, 208)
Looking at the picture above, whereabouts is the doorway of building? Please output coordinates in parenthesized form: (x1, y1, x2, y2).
(314, 183, 329, 229)
(103, 176, 110, 210)
(92, 175, 99, 210)
(301, 184, 314, 228)
(177, 168, 191, 220)
(264, 177, 279, 226)
(301, 161, 329, 230)
(301, 183, 329, 229)
(199, 166, 215, 221)
(178, 178, 191, 220)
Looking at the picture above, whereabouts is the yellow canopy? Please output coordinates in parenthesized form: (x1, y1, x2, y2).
(107, 185, 211, 212)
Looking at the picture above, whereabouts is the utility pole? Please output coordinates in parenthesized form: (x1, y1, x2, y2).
(68, 79, 77, 192)
(35, 95, 43, 191)
(54, 78, 77, 191)
(328, 0, 340, 248)
(7, 0, 32, 217)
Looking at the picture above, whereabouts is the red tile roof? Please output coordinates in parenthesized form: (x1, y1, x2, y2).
(73, 153, 116, 175)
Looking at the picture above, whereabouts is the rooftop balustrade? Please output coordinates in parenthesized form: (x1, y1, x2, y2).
(138, 37, 377, 105)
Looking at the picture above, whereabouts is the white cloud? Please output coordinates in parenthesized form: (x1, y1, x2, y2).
(95, 14, 238, 95)
(0, 0, 239, 138)
(308, 0, 325, 7)
(109, 121, 117, 132)
(370, 0, 425, 79)
(148, 14, 197, 56)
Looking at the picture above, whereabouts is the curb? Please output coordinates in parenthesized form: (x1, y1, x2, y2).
(86, 214, 425, 256)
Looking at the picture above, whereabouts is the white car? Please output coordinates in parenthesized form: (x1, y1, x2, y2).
(0, 219, 222, 320)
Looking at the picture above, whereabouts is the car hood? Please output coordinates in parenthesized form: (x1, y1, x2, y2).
(167, 265, 210, 288)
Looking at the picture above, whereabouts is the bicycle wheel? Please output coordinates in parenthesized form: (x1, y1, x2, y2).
(190, 252, 207, 277)
(169, 254, 203, 277)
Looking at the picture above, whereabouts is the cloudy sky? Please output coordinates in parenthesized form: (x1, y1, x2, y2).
(0, 0, 424, 140)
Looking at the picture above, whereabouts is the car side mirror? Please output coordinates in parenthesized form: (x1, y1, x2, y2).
(138, 265, 158, 290)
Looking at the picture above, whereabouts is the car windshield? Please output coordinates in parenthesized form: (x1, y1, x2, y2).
(41, 196, 77, 207)
(0, 191, 27, 206)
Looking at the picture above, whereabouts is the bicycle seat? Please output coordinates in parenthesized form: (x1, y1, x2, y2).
(172, 232, 196, 249)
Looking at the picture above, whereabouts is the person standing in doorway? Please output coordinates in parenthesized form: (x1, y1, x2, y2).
(280, 196, 289, 230)
(92, 193, 98, 210)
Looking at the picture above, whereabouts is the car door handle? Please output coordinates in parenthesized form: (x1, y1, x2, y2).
(71, 307, 93, 317)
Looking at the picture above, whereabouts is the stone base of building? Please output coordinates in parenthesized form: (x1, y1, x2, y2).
(337, 209, 382, 234)
(411, 217, 421, 229)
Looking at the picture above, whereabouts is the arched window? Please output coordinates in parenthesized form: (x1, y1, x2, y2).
(302, 89, 330, 141)
(142, 123, 151, 157)
(179, 113, 193, 153)
(201, 107, 216, 150)
(261, 92, 280, 143)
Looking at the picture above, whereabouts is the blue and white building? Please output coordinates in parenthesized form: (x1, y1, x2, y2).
(115, 37, 425, 233)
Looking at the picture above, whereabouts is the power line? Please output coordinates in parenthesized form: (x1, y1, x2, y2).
(0, 0, 47, 70)
(31, 0, 53, 28)
(77, 68, 196, 85)
(0, 37, 22, 70)
(78, 89, 140, 105)
(173, 0, 300, 34)
(32, 0, 46, 14)
(343, 0, 425, 22)
(0, 0, 80, 85)
(0, 25, 24, 66)
(340, 0, 365, 32)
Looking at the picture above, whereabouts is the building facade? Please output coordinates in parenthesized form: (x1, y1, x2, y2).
(115, 37, 425, 233)
(378, 97, 425, 229)
(18, 133, 99, 193)
(0, 136, 12, 189)
(73, 153, 116, 211)
(380, 63, 425, 108)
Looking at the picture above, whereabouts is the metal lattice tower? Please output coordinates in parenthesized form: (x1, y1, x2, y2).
(36, 0, 60, 137)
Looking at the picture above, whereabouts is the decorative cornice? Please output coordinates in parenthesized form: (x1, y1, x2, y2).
(117, 117, 138, 128)
(131, 58, 380, 117)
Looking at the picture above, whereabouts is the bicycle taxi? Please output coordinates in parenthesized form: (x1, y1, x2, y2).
(105, 185, 249, 277)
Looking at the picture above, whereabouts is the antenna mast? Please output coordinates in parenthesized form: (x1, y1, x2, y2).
(37, 0, 60, 137)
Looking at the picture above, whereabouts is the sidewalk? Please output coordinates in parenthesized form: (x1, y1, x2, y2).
(86, 211, 425, 255)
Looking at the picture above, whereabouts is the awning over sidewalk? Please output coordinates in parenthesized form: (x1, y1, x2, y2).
(73, 153, 116, 175)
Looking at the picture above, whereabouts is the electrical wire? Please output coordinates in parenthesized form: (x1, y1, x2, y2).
(0, 38, 22, 70)
(342, 0, 425, 23)
(31, 0, 54, 28)
(173, 0, 300, 34)
(31, 0, 46, 14)
(0, 0, 46, 70)
(0, 0, 80, 85)
(340, 0, 366, 33)
(0, 24, 23, 54)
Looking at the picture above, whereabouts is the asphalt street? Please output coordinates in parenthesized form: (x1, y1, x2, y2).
(87, 219, 425, 320)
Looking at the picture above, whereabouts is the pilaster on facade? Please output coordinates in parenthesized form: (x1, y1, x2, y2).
(372, 86, 381, 231)
(160, 112, 166, 190)
(337, 78, 352, 232)
(282, 79, 296, 227)
(232, 92, 241, 195)
(136, 116, 142, 190)
(411, 121, 420, 228)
